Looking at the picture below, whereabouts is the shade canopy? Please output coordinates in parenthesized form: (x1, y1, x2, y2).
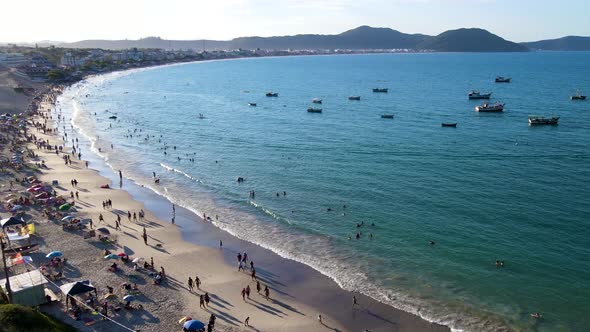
(1, 216, 25, 228)
(59, 280, 96, 296)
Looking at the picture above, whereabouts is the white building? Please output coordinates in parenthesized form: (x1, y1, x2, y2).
(60, 52, 87, 67)
(0, 53, 27, 68)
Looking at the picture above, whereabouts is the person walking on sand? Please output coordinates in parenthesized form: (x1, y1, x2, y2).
(244, 316, 250, 327)
(99, 213, 104, 224)
(133, 212, 137, 222)
(318, 314, 322, 324)
(142, 232, 148, 245)
(264, 285, 270, 300)
(150, 257, 154, 268)
(245, 285, 251, 299)
(127, 211, 131, 221)
(241, 288, 246, 301)
(115, 220, 120, 231)
(204, 292, 210, 306)
(117, 214, 121, 224)
(256, 281, 261, 293)
(199, 295, 205, 309)
(195, 276, 201, 289)
(251, 268, 256, 281)
(188, 277, 194, 291)
(119, 170, 122, 181)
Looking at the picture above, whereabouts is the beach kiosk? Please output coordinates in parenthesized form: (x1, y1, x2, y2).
(0, 270, 48, 306)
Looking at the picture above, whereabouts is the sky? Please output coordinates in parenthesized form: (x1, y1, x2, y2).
(1, 0, 589, 43)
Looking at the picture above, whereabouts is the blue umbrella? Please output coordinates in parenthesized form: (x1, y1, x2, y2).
(123, 295, 135, 302)
(183, 320, 205, 331)
(104, 254, 119, 259)
(46, 251, 63, 258)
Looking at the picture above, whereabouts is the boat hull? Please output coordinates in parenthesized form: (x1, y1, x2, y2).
(441, 123, 457, 127)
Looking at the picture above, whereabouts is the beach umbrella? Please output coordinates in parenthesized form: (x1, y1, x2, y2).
(6, 198, 16, 204)
(117, 253, 128, 257)
(61, 215, 75, 222)
(46, 251, 63, 258)
(35, 192, 49, 199)
(132, 257, 144, 263)
(58, 203, 71, 211)
(96, 227, 110, 235)
(183, 320, 205, 331)
(123, 295, 135, 302)
(178, 316, 192, 324)
(104, 294, 117, 300)
(4, 193, 17, 199)
(104, 254, 119, 260)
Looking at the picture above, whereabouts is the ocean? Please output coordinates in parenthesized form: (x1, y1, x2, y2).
(58, 52, 590, 332)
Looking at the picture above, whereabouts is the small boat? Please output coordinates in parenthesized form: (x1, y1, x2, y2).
(381, 114, 394, 119)
(248, 102, 257, 107)
(373, 88, 388, 93)
(307, 108, 322, 113)
(266, 92, 279, 97)
(108, 115, 117, 120)
(312, 98, 322, 104)
(571, 90, 587, 100)
(348, 96, 361, 101)
(475, 102, 504, 112)
(495, 76, 511, 83)
(528, 116, 559, 125)
(198, 113, 205, 119)
(469, 91, 492, 99)
(441, 123, 457, 127)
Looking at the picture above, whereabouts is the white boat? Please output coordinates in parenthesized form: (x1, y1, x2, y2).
(469, 91, 492, 99)
(475, 102, 504, 112)
(312, 98, 322, 104)
(266, 92, 278, 97)
(528, 116, 559, 125)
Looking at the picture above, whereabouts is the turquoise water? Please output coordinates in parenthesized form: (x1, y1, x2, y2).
(61, 53, 590, 331)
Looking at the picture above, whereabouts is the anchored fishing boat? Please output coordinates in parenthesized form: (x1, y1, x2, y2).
(348, 96, 361, 101)
(528, 116, 559, 125)
(495, 76, 511, 83)
(475, 102, 504, 112)
(373, 88, 388, 93)
(381, 114, 394, 119)
(307, 108, 322, 113)
(441, 122, 457, 127)
(266, 92, 278, 97)
(469, 91, 492, 99)
(312, 98, 322, 104)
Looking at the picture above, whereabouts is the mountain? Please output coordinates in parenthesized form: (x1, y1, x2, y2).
(522, 36, 590, 51)
(19, 26, 529, 52)
(230, 26, 430, 50)
(417, 28, 528, 52)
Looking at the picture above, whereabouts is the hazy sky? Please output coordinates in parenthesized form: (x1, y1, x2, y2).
(2, 0, 589, 43)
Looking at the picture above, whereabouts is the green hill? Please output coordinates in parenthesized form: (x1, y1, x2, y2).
(0, 304, 77, 332)
(417, 28, 529, 52)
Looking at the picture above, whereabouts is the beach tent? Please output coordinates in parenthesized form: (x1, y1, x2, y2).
(0, 270, 48, 306)
(59, 280, 97, 308)
(1, 216, 25, 228)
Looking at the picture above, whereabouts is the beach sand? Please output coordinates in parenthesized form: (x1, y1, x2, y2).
(1, 82, 450, 332)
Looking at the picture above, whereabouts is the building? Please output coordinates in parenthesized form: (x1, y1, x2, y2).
(0, 53, 27, 68)
(60, 52, 87, 67)
(0, 270, 49, 306)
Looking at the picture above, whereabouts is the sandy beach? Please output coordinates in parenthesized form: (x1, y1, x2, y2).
(0, 77, 450, 332)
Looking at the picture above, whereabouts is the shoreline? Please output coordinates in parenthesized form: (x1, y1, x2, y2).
(54, 65, 452, 330)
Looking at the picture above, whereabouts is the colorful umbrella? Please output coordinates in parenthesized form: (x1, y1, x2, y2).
(46, 251, 63, 258)
(183, 320, 205, 331)
(117, 253, 127, 257)
(104, 254, 119, 260)
(58, 203, 71, 211)
(123, 295, 135, 302)
(132, 257, 144, 263)
(104, 294, 117, 300)
(61, 215, 75, 222)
